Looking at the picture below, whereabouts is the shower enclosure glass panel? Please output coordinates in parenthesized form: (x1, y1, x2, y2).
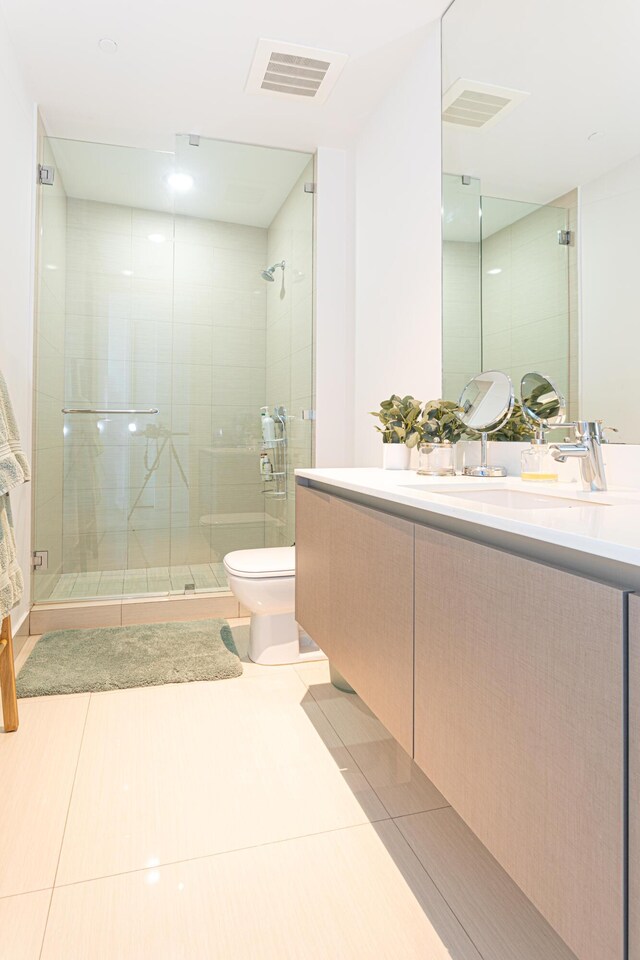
(33, 135, 314, 603)
(442, 173, 571, 410)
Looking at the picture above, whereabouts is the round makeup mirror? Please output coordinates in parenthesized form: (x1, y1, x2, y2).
(520, 371, 566, 432)
(457, 371, 514, 477)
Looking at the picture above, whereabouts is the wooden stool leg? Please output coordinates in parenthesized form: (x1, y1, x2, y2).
(0, 615, 19, 732)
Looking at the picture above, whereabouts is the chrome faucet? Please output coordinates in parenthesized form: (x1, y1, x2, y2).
(549, 420, 607, 492)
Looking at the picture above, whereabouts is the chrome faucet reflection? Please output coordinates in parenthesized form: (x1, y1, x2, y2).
(550, 421, 607, 492)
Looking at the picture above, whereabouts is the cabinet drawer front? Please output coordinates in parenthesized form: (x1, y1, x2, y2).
(330, 498, 414, 754)
(295, 484, 333, 653)
(414, 525, 625, 960)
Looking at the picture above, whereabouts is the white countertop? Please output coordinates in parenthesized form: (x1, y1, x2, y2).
(295, 468, 640, 569)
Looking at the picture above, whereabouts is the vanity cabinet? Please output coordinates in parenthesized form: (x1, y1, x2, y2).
(295, 484, 415, 753)
(328, 496, 414, 753)
(630, 595, 640, 960)
(414, 524, 626, 960)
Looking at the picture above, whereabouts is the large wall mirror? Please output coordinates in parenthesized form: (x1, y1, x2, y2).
(442, 0, 640, 442)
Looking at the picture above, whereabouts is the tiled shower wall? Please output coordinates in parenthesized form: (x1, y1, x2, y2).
(264, 160, 314, 547)
(49, 198, 269, 582)
(481, 204, 570, 402)
(32, 134, 67, 598)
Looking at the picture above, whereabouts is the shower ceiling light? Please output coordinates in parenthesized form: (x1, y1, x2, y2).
(166, 172, 194, 192)
(147, 233, 165, 243)
(98, 38, 118, 55)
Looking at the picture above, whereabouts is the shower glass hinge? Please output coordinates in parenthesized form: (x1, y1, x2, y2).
(558, 229, 573, 245)
(301, 409, 316, 421)
(461, 175, 472, 185)
(188, 134, 200, 147)
(32, 550, 48, 570)
(38, 164, 55, 186)
(304, 182, 316, 194)
(184, 583, 196, 594)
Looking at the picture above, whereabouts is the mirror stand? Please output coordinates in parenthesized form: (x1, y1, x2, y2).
(463, 432, 508, 478)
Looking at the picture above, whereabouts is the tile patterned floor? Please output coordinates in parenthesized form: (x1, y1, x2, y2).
(46, 563, 229, 600)
(1, 620, 578, 959)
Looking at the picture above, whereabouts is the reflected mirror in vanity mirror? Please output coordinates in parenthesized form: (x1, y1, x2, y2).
(457, 371, 514, 477)
(520, 372, 566, 431)
(441, 0, 640, 442)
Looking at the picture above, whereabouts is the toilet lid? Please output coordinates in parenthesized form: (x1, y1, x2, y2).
(223, 546, 295, 579)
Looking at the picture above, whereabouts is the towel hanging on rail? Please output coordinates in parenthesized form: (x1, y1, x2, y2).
(0, 369, 31, 619)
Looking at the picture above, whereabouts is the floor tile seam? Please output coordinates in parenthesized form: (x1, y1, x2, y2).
(0, 885, 52, 901)
(39, 691, 94, 959)
(390, 810, 490, 960)
(47, 692, 93, 889)
(50, 816, 394, 893)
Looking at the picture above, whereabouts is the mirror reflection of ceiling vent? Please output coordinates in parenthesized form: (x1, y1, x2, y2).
(246, 39, 348, 104)
(443, 78, 529, 129)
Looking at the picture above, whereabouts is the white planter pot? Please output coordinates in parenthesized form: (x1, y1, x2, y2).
(382, 443, 411, 470)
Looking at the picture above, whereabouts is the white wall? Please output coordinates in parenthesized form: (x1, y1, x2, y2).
(353, 22, 443, 466)
(581, 151, 640, 443)
(0, 13, 36, 631)
(315, 147, 355, 468)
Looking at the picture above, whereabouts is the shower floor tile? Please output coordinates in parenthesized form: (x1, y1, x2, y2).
(46, 563, 228, 601)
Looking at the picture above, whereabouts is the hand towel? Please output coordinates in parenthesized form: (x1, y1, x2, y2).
(0, 369, 30, 495)
(0, 369, 30, 619)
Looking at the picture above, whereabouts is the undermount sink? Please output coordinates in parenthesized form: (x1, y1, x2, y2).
(405, 485, 612, 511)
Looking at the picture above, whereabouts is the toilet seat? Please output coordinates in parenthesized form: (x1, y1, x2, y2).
(223, 546, 295, 580)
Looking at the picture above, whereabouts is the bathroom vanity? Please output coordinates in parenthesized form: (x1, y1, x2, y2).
(295, 469, 640, 960)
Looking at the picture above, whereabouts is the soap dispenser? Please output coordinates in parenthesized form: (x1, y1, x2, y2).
(521, 428, 558, 482)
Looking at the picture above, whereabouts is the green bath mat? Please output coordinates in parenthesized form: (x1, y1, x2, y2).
(16, 619, 242, 698)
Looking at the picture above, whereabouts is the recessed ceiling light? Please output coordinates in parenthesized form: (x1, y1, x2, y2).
(166, 172, 194, 192)
(487, 268, 502, 275)
(98, 37, 118, 55)
(147, 233, 165, 244)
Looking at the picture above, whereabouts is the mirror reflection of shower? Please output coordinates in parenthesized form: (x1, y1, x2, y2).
(261, 259, 286, 299)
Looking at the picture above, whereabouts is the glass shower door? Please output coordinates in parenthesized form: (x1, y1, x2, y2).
(441, 173, 482, 402)
(480, 195, 570, 402)
(33, 133, 315, 604)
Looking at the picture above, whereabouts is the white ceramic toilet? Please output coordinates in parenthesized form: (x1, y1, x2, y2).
(223, 546, 326, 665)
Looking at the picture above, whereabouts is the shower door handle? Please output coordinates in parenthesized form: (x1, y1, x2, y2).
(61, 408, 160, 415)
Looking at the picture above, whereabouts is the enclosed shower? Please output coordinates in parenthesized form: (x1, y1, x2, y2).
(32, 134, 314, 603)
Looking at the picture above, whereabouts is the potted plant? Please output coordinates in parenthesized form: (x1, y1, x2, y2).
(417, 400, 465, 475)
(370, 394, 422, 469)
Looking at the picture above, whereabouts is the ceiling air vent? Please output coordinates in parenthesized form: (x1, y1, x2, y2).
(443, 78, 529, 130)
(246, 39, 348, 104)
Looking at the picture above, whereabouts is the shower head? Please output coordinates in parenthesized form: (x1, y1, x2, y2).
(260, 260, 285, 282)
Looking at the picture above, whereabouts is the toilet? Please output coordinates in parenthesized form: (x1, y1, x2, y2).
(223, 546, 326, 665)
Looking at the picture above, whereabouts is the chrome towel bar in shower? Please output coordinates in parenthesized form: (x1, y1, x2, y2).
(61, 408, 159, 415)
